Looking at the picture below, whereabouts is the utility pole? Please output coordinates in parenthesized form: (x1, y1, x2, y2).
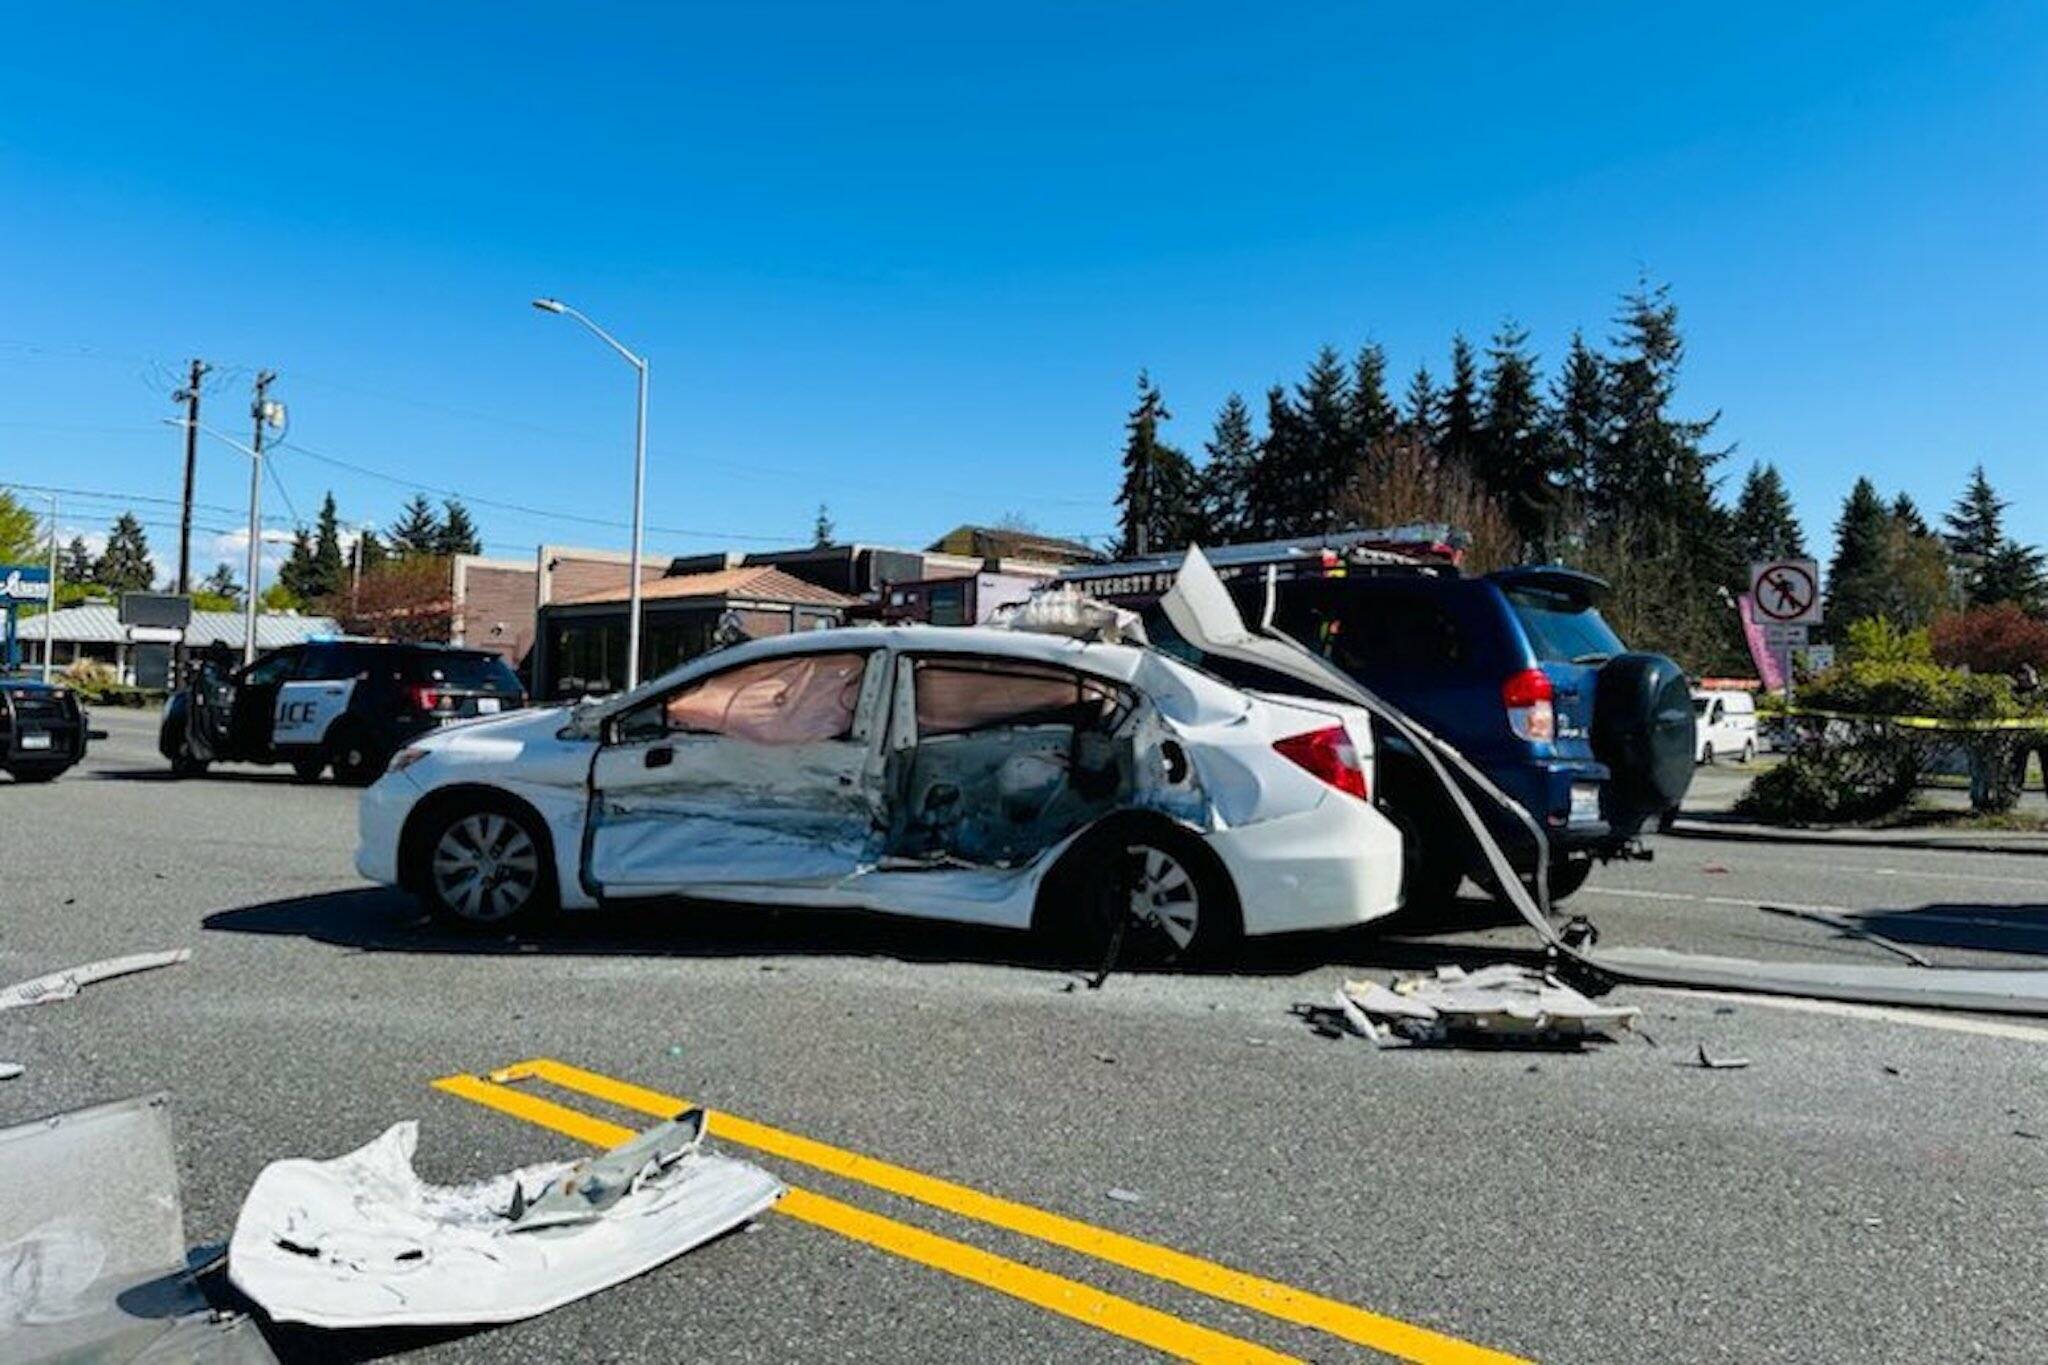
(172, 358, 207, 687)
(243, 371, 276, 666)
(174, 359, 207, 594)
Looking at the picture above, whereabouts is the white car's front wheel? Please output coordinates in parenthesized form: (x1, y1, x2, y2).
(414, 797, 557, 930)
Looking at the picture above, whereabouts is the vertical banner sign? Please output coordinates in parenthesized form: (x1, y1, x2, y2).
(1737, 593, 1784, 692)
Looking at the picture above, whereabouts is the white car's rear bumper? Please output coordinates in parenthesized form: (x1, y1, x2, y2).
(1205, 790, 1403, 935)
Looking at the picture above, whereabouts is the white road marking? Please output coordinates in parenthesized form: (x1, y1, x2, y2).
(1584, 886, 1854, 915)
(1583, 886, 2048, 936)
(1642, 987, 2048, 1045)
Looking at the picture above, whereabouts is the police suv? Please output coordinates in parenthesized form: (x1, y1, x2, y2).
(1, 678, 100, 782)
(160, 639, 525, 785)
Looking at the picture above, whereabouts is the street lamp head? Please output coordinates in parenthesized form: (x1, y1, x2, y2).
(531, 297, 567, 314)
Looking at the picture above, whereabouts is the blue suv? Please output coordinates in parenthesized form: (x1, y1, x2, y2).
(1236, 565, 1694, 906)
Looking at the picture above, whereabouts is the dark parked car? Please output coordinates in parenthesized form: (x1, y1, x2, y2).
(1065, 538, 1695, 909)
(0, 678, 100, 782)
(160, 640, 526, 785)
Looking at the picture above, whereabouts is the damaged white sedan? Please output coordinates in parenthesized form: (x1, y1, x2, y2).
(356, 623, 1402, 956)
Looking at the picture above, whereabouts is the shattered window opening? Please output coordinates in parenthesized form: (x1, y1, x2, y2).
(912, 658, 1132, 739)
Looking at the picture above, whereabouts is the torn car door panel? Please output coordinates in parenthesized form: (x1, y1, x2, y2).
(585, 650, 888, 894)
(881, 653, 1183, 867)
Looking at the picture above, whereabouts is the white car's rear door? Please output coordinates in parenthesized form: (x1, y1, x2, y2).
(585, 648, 890, 896)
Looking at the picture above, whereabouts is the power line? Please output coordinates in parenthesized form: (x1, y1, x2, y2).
(274, 438, 793, 545)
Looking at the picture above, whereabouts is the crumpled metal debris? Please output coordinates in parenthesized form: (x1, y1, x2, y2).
(990, 586, 1148, 645)
(228, 1108, 784, 1329)
(0, 1093, 276, 1363)
(0, 949, 191, 1012)
(1337, 964, 1641, 1046)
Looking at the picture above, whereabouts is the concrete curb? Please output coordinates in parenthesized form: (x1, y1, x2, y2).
(1666, 817, 2048, 858)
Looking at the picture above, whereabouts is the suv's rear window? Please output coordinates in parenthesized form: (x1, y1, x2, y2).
(405, 651, 522, 692)
(1505, 587, 1625, 664)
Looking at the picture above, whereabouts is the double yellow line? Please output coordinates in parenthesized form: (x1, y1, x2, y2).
(434, 1057, 1525, 1364)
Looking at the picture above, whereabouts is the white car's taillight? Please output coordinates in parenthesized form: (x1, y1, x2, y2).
(1272, 725, 1369, 800)
(1503, 667, 1556, 742)
(388, 746, 430, 775)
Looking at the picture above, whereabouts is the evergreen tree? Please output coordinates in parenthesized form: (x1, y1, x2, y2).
(92, 513, 154, 592)
(1475, 321, 1550, 552)
(387, 494, 442, 555)
(1943, 466, 2043, 609)
(1401, 365, 1440, 442)
(277, 526, 318, 601)
(1592, 279, 1723, 536)
(1943, 465, 2005, 563)
(1295, 345, 1353, 534)
(1975, 539, 2046, 613)
(60, 536, 95, 585)
(1244, 385, 1305, 540)
(1113, 372, 1198, 556)
(435, 499, 481, 556)
(1347, 343, 1396, 461)
(356, 528, 389, 570)
(1731, 462, 1806, 561)
(812, 504, 835, 547)
(1890, 493, 1929, 537)
(310, 492, 346, 599)
(1440, 334, 1480, 468)
(1826, 478, 1894, 634)
(1546, 331, 1607, 506)
(1195, 393, 1259, 544)
(199, 562, 241, 602)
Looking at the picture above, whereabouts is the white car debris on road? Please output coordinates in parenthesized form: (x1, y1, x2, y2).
(355, 617, 1405, 955)
(0, 949, 191, 1012)
(1337, 965, 1641, 1046)
(228, 1109, 783, 1329)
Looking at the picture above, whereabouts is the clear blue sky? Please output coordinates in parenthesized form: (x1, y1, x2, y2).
(2, 3, 2043, 585)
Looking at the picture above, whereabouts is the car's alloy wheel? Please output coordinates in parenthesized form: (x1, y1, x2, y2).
(1125, 843, 1200, 951)
(431, 812, 542, 924)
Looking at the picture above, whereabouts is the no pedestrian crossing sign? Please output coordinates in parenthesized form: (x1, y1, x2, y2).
(1749, 559, 1821, 627)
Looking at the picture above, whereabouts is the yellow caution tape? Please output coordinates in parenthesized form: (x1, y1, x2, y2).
(1782, 707, 2048, 732)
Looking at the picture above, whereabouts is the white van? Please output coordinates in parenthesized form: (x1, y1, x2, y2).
(1692, 689, 1758, 764)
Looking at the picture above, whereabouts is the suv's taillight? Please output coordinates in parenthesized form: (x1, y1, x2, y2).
(407, 684, 440, 713)
(1503, 667, 1555, 742)
(1273, 725, 1369, 800)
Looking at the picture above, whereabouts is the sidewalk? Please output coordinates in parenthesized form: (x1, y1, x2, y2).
(1665, 813, 2048, 856)
(1670, 761, 2048, 856)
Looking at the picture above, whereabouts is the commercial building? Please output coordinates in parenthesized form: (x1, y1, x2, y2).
(10, 604, 343, 683)
(535, 565, 855, 698)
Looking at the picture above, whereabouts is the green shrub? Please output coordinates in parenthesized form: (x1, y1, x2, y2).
(1742, 659, 2040, 821)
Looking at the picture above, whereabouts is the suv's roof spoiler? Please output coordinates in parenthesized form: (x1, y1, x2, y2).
(1487, 565, 1610, 603)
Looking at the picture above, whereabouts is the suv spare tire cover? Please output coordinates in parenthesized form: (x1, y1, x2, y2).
(1592, 653, 1695, 811)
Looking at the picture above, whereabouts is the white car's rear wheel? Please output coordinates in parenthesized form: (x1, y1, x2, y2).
(416, 798, 557, 929)
(1041, 820, 1240, 965)
(1126, 843, 1202, 951)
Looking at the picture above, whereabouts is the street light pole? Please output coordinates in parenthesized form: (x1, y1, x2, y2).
(245, 372, 275, 667)
(532, 298, 650, 691)
(43, 492, 57, 684)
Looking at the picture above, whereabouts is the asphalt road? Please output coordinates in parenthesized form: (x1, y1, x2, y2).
(4, 709, 2047, 1363)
